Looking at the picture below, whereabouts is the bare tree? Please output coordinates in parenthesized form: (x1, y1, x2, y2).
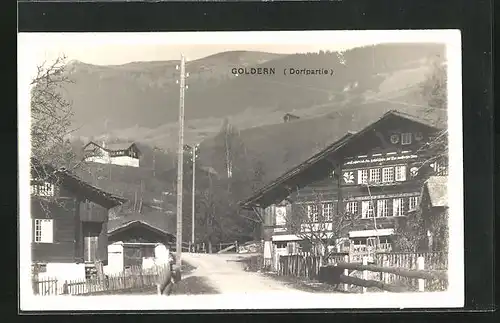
(30, 56, 95, 214)
(394, 59, 449, 252)
(415, 58, 448, 171)
(281, 190, 361, 262)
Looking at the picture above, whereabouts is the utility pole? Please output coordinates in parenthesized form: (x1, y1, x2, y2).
(175, 54, 187, 267)
(191, 144, 197, 250)
(152, 148, 156, 178)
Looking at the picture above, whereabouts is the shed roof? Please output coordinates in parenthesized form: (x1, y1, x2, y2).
(107, 211, 175, 238)
(424, 176, 448, 207)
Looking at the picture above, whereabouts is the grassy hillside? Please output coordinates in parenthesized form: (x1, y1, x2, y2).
(64, 43, 444, 151)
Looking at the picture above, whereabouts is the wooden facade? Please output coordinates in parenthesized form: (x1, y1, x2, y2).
(30, 163, 126, 266)
(241, 111, 447, 259)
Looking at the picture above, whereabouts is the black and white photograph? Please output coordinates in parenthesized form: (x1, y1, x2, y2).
(18, 30, 463, 311)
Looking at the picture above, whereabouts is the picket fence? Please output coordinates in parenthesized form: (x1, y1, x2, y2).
(33, 265, 170, 296)
(278, 251, 448, 292)
(374, 252, 448, 291)
(277, 252, 348, 280)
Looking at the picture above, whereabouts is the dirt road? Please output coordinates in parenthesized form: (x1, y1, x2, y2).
(181, 253, 310, 294)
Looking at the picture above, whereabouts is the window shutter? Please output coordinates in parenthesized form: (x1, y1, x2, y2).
(376, 200, 384, 217)
(40, 220, 53, 243)
(400, 166, 407, 181)
(395, 165, 407, 181)
(361, 201, 370, 218)
(357, 170, 364, 184)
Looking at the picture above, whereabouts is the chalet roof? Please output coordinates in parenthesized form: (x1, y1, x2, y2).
(424, 176, 448, 207)
(107, 211, 175, 238)
(239, 110, 444, 210)
(31, 159, 127, 209)
(105, 142, 137, 151)
(84, 141, 140, 153)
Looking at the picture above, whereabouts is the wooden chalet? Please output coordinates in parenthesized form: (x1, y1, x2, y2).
(283, 113, 300, 123)
(83, 141, 141, 167)
(30, 160, 126, 281)
(105, 212, 175, 274)
(240, 110, 447, 266)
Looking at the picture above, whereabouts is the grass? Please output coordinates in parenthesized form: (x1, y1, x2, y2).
(84, 260, 208, 296)
(171, 276, 219, 295)
(262, 272, 351, 294)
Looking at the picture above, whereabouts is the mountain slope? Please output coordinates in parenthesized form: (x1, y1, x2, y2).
(64, 43, 444, 149)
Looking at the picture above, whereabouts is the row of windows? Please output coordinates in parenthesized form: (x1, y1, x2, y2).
(301, 196, 418, 222)
(306, 202, 334, 222)
(31, 182, 55, 197)
(345, 196, 419, 218)
(109, 150, 139, 158)
(357, 165, 406, 184)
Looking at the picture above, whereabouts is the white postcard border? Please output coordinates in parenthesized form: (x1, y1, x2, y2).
(18, 30, 463, 311)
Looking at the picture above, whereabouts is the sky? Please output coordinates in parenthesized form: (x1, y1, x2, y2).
(18, 31, 391, 67)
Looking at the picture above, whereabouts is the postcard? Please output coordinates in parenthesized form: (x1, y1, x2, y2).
(18, 30, 463, 311)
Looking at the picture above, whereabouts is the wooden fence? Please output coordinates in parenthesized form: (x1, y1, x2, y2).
(323, 256, 448, 293)
(373, 252, 448, 291)
(278, 251, 448, 292)
(277, 252, 348, 280)
(32, 265, 170, 296)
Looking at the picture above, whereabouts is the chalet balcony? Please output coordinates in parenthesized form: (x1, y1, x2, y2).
(359, 181, 406, 188)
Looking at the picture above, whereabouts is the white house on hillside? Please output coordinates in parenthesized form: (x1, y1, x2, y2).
(83, 141, 141, 168)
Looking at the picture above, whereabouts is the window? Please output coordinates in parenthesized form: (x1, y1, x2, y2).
(346, 201, 358, 215)
(382, 167, 395, 183)
(276, 242, 287, 249)
(34, 219, 53, 243)
(435, 160, 448, 175)
(395, 165, 407, 181)
(401, 133, 412, 145)
(377, 199, 389, 217)
(409, 196, 419, 211)
(31, 182, 55, 197)
(357, 169, 368, 185)
(322, 202, 334, 221)
(275, 207, 287, 226)
(142, 246, 156, 258)
(84, 236, 99, 263)
(307, 205, 319, 222)
(361, 200, 375, 218)
(393, 198, 405, 216)
(369, 168, 381, 183)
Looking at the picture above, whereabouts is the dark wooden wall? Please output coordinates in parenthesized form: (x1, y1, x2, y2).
(80, 201, 108, 222)
(270, 117, 444, 238)
(31, 198, 78, 263)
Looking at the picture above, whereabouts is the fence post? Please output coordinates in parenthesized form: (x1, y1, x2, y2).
(63, 280, 69, 295)
(417, 256, 425, 292)
(343, 255, 349, 292)
(362, 257, 368, 294)
(382, 255, 389, 293)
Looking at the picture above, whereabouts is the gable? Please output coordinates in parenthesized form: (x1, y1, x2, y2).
(239, 110, 443, 210)
(338, 113, 442, 158)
